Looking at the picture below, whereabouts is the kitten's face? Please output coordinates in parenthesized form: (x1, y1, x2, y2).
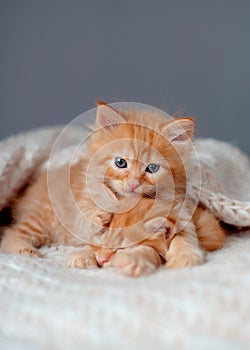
(103, 137, 172, 199)
(86, 103, 194, 206)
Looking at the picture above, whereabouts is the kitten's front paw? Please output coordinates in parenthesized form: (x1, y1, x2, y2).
(165, 248, 205, 269)
(67, 248, 98, 269)
(112, 250, 157, 277)
(89, 211, 112, 234)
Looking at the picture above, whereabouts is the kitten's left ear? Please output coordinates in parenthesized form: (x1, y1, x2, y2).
(163, 118, 194, 143)
(96, 101, 125, 128)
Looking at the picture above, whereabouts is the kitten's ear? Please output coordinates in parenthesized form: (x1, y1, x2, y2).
(164, 118, 194, 143)
(96, 101, 125, 128)
(144, 217, 169, 234)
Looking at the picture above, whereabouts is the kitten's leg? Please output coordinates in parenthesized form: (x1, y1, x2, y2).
(67, 245, 98, 269)
(1, 226, 43, 257)
(111, 246, 162, 277)
(165, 221, 205, 269)
(193, 207, 226, 251)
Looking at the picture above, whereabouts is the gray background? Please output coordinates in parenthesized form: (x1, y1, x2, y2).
(1, 0, 249, 154)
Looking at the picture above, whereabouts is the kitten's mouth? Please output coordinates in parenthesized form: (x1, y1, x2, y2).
(124, 189, 141, 195)
(104, 181, 141, 200)
(104, 182, 157, 202)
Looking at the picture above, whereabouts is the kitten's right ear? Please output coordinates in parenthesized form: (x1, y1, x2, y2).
(163, 118, 194, 143)
(96, 101, 125, 128)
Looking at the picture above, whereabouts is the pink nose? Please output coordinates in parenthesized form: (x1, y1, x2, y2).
(96, 256, 108, 266)
(127, 180, 140, 191)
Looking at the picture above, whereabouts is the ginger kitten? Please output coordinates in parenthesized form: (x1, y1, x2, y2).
(1, 102, 225, 275)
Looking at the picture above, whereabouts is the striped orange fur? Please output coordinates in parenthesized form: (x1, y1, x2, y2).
(1, 102, 225, 275)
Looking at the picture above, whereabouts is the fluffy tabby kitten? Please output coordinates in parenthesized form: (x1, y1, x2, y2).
(1, 102, 225, 275)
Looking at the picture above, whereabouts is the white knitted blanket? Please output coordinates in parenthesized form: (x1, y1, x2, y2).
(0, 127, 250, 350)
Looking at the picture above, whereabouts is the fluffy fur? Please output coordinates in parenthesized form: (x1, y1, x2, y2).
(1, 102, 225, 276)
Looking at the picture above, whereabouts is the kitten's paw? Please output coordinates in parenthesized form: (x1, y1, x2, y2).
(89, 211, 112, 234)
(165, 248, 205, 269)
(96, 211, 112, 226)
(67, 248, 98, 269)
(18, 247, 42, 258)
(112, 250, 157, 277)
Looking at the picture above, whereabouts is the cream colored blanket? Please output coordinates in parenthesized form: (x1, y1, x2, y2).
(0, 127, 250, 350)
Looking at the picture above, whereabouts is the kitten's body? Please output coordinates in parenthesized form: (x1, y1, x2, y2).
(1, 102, 225, 275)
(68, 197, 224, 277)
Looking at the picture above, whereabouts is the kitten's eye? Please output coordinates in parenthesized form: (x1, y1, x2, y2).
(115, 157, 127, 168)
(145, 164, 160, 173)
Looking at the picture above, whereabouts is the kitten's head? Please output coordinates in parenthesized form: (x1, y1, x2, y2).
(87, 101, 194, 204)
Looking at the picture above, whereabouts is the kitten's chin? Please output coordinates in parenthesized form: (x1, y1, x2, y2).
(106, 183, 141, 199)
(115, 190, 141, 200)
(109, 187, 142, 203)
(124, 189, 141, 196)
(124, 191, 141, 197)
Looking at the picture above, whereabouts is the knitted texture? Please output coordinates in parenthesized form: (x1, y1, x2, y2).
(1, 128, 250, 350)
(1, 234, 250, 349)
(191, 139, 250, 226)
